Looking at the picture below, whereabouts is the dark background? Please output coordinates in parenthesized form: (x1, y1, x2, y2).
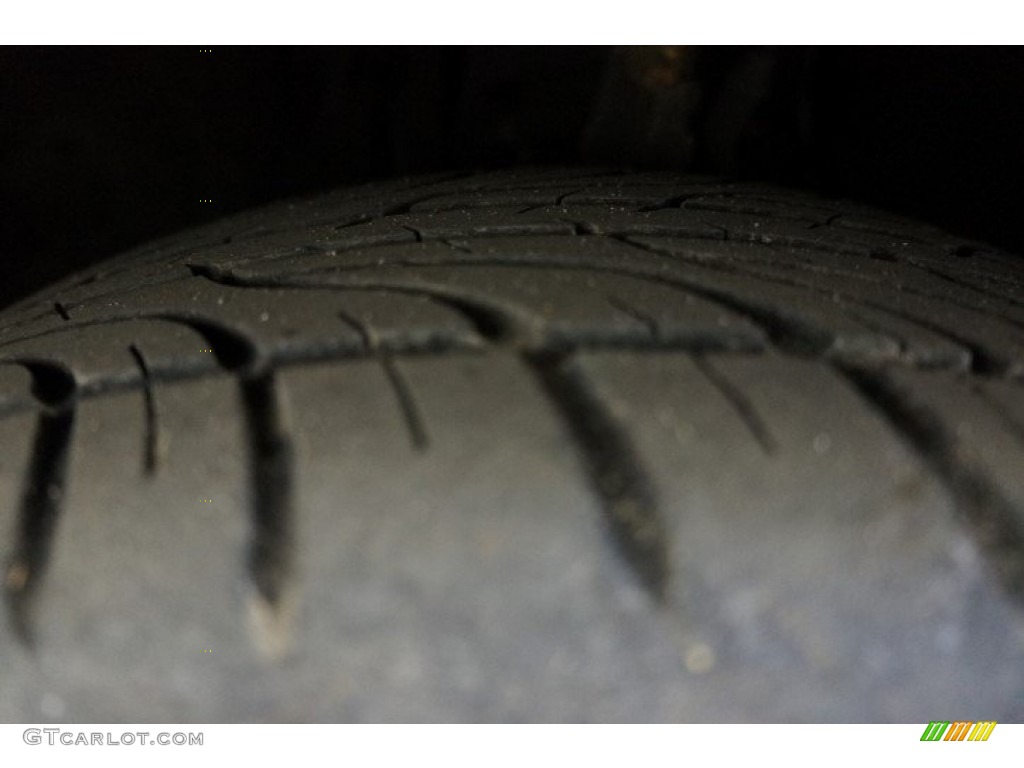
(1, 46, 1022, 310)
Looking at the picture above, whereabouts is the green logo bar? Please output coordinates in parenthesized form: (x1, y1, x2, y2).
(921, 722, 950, 741)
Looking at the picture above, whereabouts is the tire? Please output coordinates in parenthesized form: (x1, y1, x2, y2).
(1, 168, 1022, 722)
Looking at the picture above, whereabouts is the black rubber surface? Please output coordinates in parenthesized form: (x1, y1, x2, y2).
(1, 169, 1023, 722)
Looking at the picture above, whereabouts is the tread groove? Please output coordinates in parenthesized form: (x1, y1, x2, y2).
(191, 262, 534, 346)
(839, 365, 1024, 598)
(128, 343, 159, 475)
(240, 372, 296, 658)
(692, 354, 778, 456)
(4, 409, 75, 647)
(379, 355, 429, 452)
(910, 260, 1024, 311)
(217, 227, 1023, 341)
(624, 242, 1008, 374)
(644, 235, 1024, 336)
(528, 351, 669, 602)
(195, 248, 827, 357)
(605, 295, 659, 337)
(3, 362, 78, 646)
(610, 237, 832, 356)
(337, 310, 430, 451)
(163, 314, 297, 655)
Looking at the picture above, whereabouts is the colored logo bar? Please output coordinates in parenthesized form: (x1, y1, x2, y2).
(920, 722, 997, 741)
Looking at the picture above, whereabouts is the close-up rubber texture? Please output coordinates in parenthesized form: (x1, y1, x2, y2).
(1, 168, 1023, 722)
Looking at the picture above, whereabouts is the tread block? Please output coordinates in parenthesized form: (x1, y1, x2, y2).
(28, 379, 254, 721)
(574, 351, 1024, 720)
(274, 355, 693, 721)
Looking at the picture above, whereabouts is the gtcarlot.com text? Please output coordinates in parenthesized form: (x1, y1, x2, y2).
(23, 729, 203, 746)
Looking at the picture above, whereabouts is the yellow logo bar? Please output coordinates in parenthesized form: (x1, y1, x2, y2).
(968, 722, 997, 742)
